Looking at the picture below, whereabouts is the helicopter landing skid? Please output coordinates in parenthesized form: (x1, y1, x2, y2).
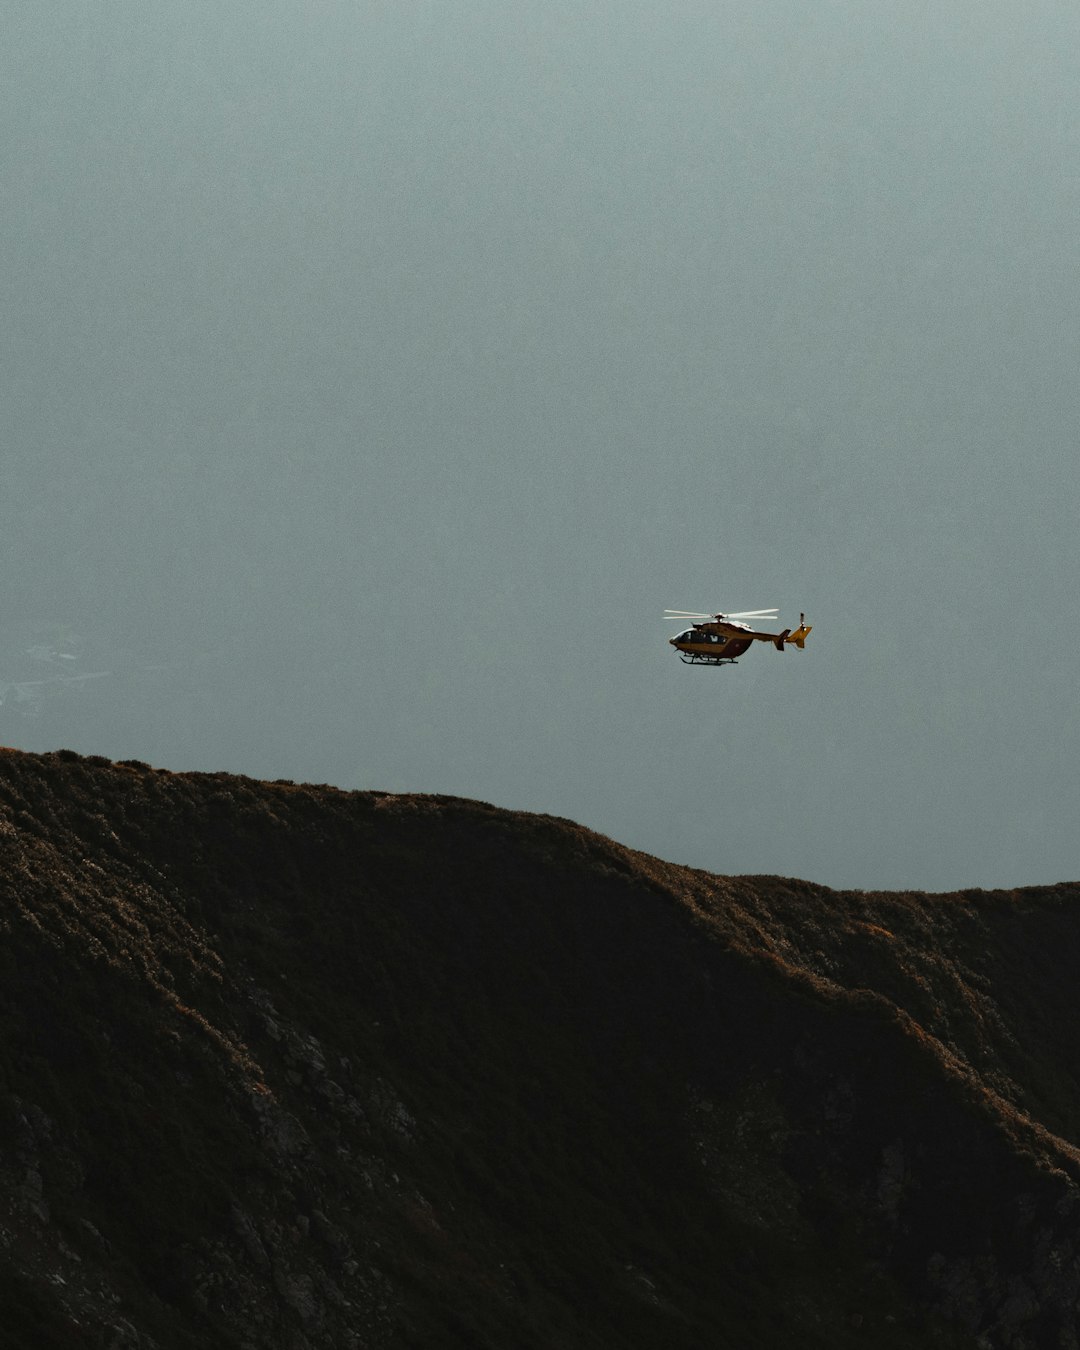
(678, 653, 738, 666)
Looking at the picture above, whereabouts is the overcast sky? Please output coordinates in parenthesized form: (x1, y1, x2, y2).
(3, 0, 1078, 892)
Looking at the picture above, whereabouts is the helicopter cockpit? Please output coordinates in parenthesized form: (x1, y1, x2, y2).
(674, 629, 728, 646)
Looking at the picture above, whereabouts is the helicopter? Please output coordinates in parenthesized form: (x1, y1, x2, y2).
(664, 609, 812, 666)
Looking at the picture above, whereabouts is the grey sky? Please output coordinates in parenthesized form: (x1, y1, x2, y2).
(3, 1, 1078, 892)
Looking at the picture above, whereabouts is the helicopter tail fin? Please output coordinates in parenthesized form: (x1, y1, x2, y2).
(788, 623, 812, 650)
(773, 629, 791, 651)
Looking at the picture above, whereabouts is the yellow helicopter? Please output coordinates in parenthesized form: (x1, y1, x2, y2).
(664, 609, 812, 666)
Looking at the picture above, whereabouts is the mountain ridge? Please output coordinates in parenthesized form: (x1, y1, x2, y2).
(0, 746, 1078, 1348)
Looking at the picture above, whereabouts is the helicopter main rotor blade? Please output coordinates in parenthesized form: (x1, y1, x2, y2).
(664, 607, 782, 623)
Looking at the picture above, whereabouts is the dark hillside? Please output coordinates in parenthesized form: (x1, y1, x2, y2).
(0, 748, 1078, 1348)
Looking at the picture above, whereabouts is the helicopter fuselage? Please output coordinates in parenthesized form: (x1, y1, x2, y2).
(669, 626, 754, 664)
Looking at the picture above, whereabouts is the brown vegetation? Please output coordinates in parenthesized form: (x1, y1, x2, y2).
(0, 747, 1077, 1347)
